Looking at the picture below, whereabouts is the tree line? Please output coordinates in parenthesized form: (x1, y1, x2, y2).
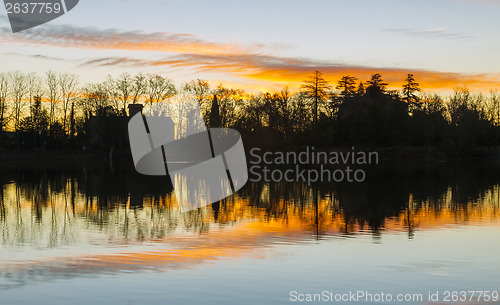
(0, 70, 499, 153)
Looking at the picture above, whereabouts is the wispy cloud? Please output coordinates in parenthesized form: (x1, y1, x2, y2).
(79, 53, 500, 91)
(1, 21, 498, 91)
(453, 0, 500, 6)
(79, 57, 145, 67)
(2, 52, 65, 61)
(0, 22, 255, 56)
(384, 27, 474, 40)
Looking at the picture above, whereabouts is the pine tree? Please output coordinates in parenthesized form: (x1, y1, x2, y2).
(336, 75, 358, 97)
(366, 73, 388, 96)
(209, 94, 221, 128)
(356, 81, 365, 97)
(402, 74, 421, 104)
(301, 71, 331, 126)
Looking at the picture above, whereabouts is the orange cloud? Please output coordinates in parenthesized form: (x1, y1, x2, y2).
(0, 24, 250, 56)
(243, 67, 500, 92)
(83, 54, 500, 92)
(3, 23, 500, 92)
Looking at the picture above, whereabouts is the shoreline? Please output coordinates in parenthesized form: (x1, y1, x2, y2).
(0, 149, 134, 171)
(2, 146, 500, 170)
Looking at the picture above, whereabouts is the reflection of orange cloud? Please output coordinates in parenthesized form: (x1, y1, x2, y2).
(2, 184, 500, 288)
(2, 203, 499, 287)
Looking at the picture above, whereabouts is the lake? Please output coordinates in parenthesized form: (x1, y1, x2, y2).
(1, 159, 499, 304)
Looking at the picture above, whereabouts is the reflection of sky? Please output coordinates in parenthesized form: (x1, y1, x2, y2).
(1, 0, 500, 91)
(1, 177, 500, 303)
(1, 227, 499, 305)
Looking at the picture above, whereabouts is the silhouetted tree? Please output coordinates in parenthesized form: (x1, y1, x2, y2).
(45, 71, 59, 128)
(185, 79, 210, 105)
(116, 72, 133, 115)
(366, 73, 388, 96)
(215, 84, 245, 128)
(131, 73, 147, 104)
(26, 72, 42, 109)
(487, 91, 500, 126)
(402, 73, 420, 104)
(105, 75, 121, 111)
(410, 93, 447, 146)
(20, 96, 49, 134)
(209, 94, 221, 128)
(0, 68, 499, 153)
(336, 75, 358, 97)
(356, 81, 365, 97)
(59, 72, 79, 133)
(184, 79, 211, 121)
(0, 73, 9, 141)
(447, 88, 494, 151)
(146, 74, 176, 105)
(19, 96, 49, 149)
(11, 71, 28, 150)
(338, 74, 409, 146)
(81, 83, 111, 118)
(301, 71, 331, 126)
(274, 87, 294, 137)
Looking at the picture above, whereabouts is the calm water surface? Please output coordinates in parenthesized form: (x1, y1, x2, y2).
(1, 161, 499, 304)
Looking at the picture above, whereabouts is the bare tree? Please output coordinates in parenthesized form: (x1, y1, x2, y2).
(183, 79, 211, 119)
(265, 87, 294, 136)
(81, 83, 111, 117)
(276, 87, 292, 129)
(12, 71, 27, 130)
(26, 72, 43, 108)
(11, 71, 28, 150)
(0, 72, 10, 139)
(489, 91, 500, 126)
(116, 72, 133, 115)
(324, 91, 342, 120)
(290, 92, 311, 133)
(59, 72, 79, 134)
(131, 73, 146, 105)
(258, 87, 307, 137)
(146, 74, 176, 105)
(215, 84, 245, 128)
(104, 75, 120, 111)
(448, 87, 472, 126)
(46, 71, 59, 127)
(20, 95, 49, 148)
(301, 71, 331, 126)
(184, 79, 210, 104)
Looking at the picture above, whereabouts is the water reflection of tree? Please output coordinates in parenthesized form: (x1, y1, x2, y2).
(242, 160, 500, 238)
(1, 161, 500, 247)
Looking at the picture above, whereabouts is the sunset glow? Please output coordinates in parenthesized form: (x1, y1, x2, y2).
(1, 0, 500, 92)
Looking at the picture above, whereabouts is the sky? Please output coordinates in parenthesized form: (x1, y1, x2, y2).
(1, 0, 500, 93)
